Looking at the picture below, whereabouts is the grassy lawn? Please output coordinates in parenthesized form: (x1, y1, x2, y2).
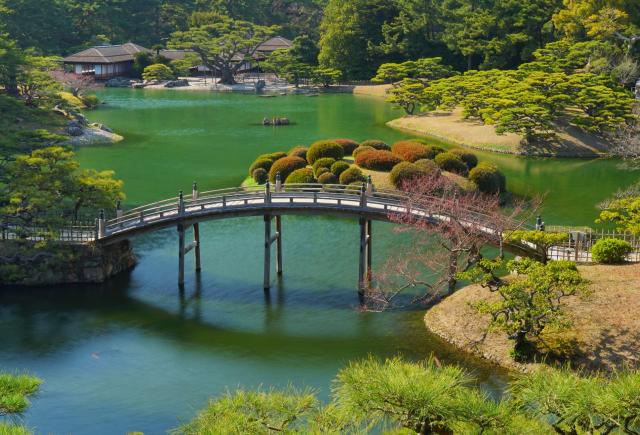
(425, 263, 640, 372)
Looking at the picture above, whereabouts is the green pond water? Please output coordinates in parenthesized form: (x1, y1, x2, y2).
(1, 90, 638, 434)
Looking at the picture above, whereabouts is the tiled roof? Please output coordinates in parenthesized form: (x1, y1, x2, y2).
(63, 43, 149, 64)
(256, 36, 293, 52)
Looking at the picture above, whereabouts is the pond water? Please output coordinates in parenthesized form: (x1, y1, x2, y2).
(1, 90, 638, 434)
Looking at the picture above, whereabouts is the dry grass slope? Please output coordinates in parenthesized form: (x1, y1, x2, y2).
(425, 263, 640, 372)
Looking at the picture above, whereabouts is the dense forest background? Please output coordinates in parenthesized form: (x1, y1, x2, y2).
(1, 0, 638, 79)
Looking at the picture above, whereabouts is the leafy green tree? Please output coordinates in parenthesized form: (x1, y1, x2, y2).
(0, 33, 25, 97)
(16, 54, 61, 107)
(318, 0, 398, 80)
(264, 50, 312, 87)
(597, 192, 640, 235)
(507, 229, 569, 264)
(311, 67, 341, 87)
(386, 78, 426, 115)
(142, 63, 174, 81)
(372, 57, 455, 83)
(290, 35, 319, 65)
(170, 15, 277, 85)
(1, 146, 124, 237)
(461, 258, 587, 360)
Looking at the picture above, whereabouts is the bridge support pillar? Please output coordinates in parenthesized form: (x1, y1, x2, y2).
(178, 224, 185, 288)
(264, 215, 283, 290)
(358, 218, 372, 302)
(193, 223, 201, 273)
(276, 216, 283, 276)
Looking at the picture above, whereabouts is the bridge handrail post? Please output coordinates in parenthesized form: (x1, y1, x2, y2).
(265, 180, 271, 204)
(178, 190, 185, 216)
(360, 183, 367, 208)
(116, 200, 123, 223)
(366, 175, 373, 196)
(275, 172, 282, 193)
(192, 182, 199, 201)
(97, 209, 106, 239)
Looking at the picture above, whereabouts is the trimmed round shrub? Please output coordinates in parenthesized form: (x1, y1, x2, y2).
(317, 172, 338, 185)
(591, 238, 633, 264)
(353, 145, 374, 159)
(434, 152, 469, 175)
(312, 157, 337, 175)
(288, 145, 308, 160)
(331, 161, 350, 178)
(360, 139, 390, 150)
(285, 167, 316, 184)
(252, 168, 268, 185)
(450, 148, 478, 169)
(414, 159, 440, 174)
(391, 141, 431, 162)
(269, 156, 307, 183)
(248, 158, 273, 176)
(422, 144, 445, 159)
(339, 166, 366, 185)
(307, 140, 344, 164)
(468, 162, 506, 194)
(333, 139, 359, 156)
(355, 150, 403, 172)
(389, 162, 429, 189)
(258, 151, 288, 162)
(315, 167, 330, 178)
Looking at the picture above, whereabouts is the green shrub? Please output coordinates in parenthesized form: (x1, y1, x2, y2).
(389, 162, 429, 189)
(142, 63, 174, 81)
(353, 145, 374, 159)
(315, 167, 330, 178)
(269, 156, 307, 182)
(285, 168, 316, 184)
(252, 168, 268, 185)
(591, 238, 633, 264)
(355, 150, 403, 171)
(414, 159, 440, 174)
(307, 140, 344, 164)
(81, 94, 99, 108)
(339, 167, 366, 185)
(450, 148, 479, 169)
(258, 151, 288, 162)
(331, 161, 350, 177)
(422, 144, 446, 159)
(434, 152, 468, 175)
(248, 158, 273, 176)
(468, 162, 506, 194)
(333, 139, 360, 155)
(312, 157, 337, 175)
(288, 145, 308, 160)
(360, 139, 390, 150)
(318, 172, 338, 185)
(391, 140, 431, 162)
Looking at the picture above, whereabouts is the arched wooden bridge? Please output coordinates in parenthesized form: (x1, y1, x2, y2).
(95, 180, 517, 294)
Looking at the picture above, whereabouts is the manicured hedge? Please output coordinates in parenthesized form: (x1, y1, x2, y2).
(353, 145, 374, 159)
(591, 238, 633, 264)
(315, 167, 330, 178)
(252, 168, 268, 184)
(389, 162, 430, 189)
(288, 146, 308, 160)
(339, 166, 366, 185)
(312, 157, 337, 175)
(422, 144, 445, 159)
(248, 158, 273, 176)
(355, 149, 403, 172)
(331, 161, 350, 177)
(391, 141, 431, 162)
(333, 139, 360, 156)
(318, 172, 338, 185)
(468, 162, 505, 194)
(414, 159, 440, 174)
(258, 151, 288, 162)
(307, 140, 344, 164)
(360, 140, 390, 150)
(434, 152, 469, 175)
(285, 167, 316, 184)
(269, 156, 307, 182)
(450, 148, 478, 169)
